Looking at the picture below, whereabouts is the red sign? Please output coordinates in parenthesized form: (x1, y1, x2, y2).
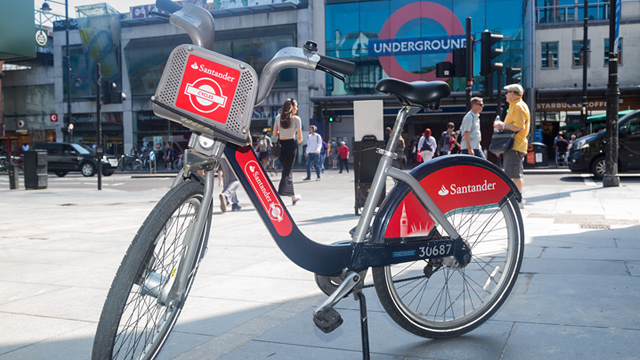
(385, 165, 510, 238)
(175, 54, 240, 125)
(235, 146, 292, 237)
(50, 113, 58, 122)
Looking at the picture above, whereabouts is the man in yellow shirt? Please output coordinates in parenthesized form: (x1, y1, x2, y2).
(493, 84, 530, 207)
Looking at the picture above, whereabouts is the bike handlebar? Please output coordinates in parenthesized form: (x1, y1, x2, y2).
(317, 55, 356, 76)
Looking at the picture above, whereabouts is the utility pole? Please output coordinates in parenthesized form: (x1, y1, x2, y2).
(581, 0, 589, 136)
(603, 0, 620, 188)
(96, 63, 103, 191)
(465, 17, 473, 112)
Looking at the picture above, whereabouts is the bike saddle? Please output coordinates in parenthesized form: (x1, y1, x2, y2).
(375, 78, 451, 109)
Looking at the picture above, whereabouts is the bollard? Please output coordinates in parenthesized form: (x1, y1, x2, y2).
(8, 164, 19, 190)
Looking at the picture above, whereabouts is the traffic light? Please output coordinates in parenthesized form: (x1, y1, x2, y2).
(326, 110, 335, 123)
(506, 67, 521, 85)
(102, 80, 124, 104)
(478, 75, 493, 99)
(313, 103, 323, 122)
(480, 31, 503, 76)
(452, 48, 466, 78)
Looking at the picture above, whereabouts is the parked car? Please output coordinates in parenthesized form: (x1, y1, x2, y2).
(33, 142, 118, 177)
(569, 109, 640, 178)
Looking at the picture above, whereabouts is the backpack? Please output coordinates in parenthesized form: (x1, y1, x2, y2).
(421, 137, 433, 152)
(258, 137, 269, 152)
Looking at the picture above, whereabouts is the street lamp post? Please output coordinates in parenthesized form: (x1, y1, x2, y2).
(41, 1, 72, 142)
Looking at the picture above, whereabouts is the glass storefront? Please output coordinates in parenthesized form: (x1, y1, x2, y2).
(132, 111, 191, 158)
(325, 0, 525, 95)
(68, 112, 123, 156)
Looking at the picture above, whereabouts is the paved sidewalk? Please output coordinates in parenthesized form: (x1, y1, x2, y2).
(0, 170, 639, 359)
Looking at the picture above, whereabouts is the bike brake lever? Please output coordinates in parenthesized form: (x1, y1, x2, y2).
(317, 64, 346, 83)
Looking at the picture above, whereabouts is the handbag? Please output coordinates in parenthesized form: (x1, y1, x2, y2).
(270, 142, 281, 160)
(489, 130, 515, 155)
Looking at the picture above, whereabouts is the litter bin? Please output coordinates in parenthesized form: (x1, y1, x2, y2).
(23, 150, 48, 189)
(8, 164, 19, 189)
(353, 135, 385, 215)
(525, 142, 547, 167)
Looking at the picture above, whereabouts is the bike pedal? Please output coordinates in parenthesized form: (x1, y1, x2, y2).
(313, 308, 343, 333)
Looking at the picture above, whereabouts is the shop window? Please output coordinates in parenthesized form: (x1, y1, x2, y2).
(572, 40, 590, 67)
(604, 38, 623, 66)
(541, 42, 558, 68)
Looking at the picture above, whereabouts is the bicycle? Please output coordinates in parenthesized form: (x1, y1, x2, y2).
(92, 1, 524, 359)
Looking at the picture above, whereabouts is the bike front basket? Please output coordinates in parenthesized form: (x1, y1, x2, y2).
(152, 45, 258, 146)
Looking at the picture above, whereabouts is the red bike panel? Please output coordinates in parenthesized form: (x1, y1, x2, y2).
(235, 146, 293, 236)
(385, 165, 511, 238)
(175, 54, 241, 124)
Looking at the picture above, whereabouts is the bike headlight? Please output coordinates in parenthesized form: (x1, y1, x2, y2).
(574, 140, 589, 150)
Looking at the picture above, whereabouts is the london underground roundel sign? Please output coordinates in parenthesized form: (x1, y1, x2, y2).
(377, 2, 465, 82)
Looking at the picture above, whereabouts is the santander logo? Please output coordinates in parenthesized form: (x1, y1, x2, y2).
(244, 160, 284, 222)
(438, 180, 497, 196)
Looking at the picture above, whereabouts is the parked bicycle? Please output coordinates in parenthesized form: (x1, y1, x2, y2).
(0, 155, 22, 172)
(172, 153, 184, 170)
(92, 1, 524, 359)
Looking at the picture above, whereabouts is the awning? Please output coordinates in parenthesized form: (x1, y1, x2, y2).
(586, 109, 635, 123)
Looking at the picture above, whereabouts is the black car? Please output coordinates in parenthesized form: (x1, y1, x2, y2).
(569, 109, 640, 178)
(33, 142, 118, 177)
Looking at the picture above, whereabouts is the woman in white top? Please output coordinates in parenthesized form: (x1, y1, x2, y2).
(417, 128, 437, 163)
(273, 98, 303, 205)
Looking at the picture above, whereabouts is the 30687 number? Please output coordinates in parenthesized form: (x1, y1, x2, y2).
(418, 244, 452, 258)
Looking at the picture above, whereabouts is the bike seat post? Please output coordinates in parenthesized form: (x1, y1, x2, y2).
(351, 105, 419, 243)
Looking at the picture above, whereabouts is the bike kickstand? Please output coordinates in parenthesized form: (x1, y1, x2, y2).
(356, 290, 370, 360)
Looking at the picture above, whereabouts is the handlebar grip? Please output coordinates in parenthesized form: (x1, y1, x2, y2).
(317, 55, 356, 76)
(156, 0, 182, 14)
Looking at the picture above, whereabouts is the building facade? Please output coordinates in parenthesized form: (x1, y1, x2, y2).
(3, 0, 639, 163)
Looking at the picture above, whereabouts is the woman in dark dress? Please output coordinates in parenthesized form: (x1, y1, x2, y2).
(273, 98, 303, 205)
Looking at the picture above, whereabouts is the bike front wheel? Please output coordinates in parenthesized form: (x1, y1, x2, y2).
(92, 178, 208, 360)
(373, 196, 523, 339)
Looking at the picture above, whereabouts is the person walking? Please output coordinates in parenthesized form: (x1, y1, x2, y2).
(338, 141, 350, 173)
(418, 128, 436, 163)
(218, 156, 241, 212)
(303, 125, 323, 181)
(437, 122, 455, 156)
(163, 143, 174, 170)
(330, 138, 339, 170)
(493, 84, 530, 208)
(319, 140, 328, 173)
(257, 129, 272, 168)
(273, 98, 303, 205)
(460, 97, 486, 159)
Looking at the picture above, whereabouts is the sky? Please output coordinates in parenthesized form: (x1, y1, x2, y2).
(34, 0, 156, 18)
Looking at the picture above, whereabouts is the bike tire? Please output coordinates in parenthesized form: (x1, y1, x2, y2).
(92, 178, 208, 360)
(372, 159, 524, 339)
(132, 159, 142, 171)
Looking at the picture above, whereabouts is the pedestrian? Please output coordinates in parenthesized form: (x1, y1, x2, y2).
(392, 132, 406, 170)
(493, 84, 530, 208)
(450, 131, 461, 154)
(218, 156, 242, 212)
(163, 143, 174, 170)
(257, 129, 272, 168)
(303, 125, 323, 181)
(555, 134, 569, 166)
(273, 98, 303, 205)
(408, 137, 418, 164)
(320, 139, 328, 173)
(338, 141, 350, 173)
(437, 122, 455, 156)
(418, 128, 437, 163)
(330, 138, 339, 170)
(460, 97, 486, 159)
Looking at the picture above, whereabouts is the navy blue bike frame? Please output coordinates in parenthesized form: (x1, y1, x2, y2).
(223, 144, 521, 277)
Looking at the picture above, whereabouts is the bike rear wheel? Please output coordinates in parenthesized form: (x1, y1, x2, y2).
(373, 194, 523, 339)
(92, 179, 208, 360)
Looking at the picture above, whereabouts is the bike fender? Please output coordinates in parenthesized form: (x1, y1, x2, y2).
(371, 155, 521, 244)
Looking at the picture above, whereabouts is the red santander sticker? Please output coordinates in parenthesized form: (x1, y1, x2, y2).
(175, 54, 240, 124)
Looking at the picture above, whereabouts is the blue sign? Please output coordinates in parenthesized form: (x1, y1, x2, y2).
(369, 35, 466, 57)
